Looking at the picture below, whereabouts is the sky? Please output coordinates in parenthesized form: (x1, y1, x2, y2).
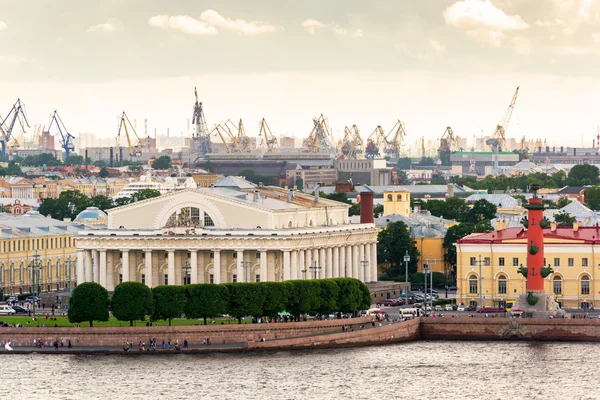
(1, 0, 600, 149)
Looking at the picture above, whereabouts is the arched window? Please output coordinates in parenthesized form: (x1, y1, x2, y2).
(0, 265, 3, 283)
(497, 275, 507, 294)
(469, 274, 478, 294)
(9, 264, 13, 282)
(581, 275, 590, 295)
(553, 276, 562, 295)
(165, 207, 201, 228)
(19, 263, 23, 282)
(47, 261, 52, 279)
(288, 221, 293, 228)
(204, 213, 214, 227)
(56, 260, 60, 278)
(397, 194, 402, 201)
(387, 194, 393, 201)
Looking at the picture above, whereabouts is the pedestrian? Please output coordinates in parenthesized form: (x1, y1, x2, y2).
(33, 338, 37, 347)
(4, 339, 13, 351)
(183, 339, 188, 349)
(68, 340, 72, 348)
(54, 340, 59, 351)
(168, 340, 172, 350)
(161, 339, 166, 349)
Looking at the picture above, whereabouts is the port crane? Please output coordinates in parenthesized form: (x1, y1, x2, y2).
(302, 114, 335, 154)
(258, 118, 278, 152)
(438, 127, 461, 166)
(490, 86, 519, 151)
(365, 126, 386, 159)
(116, 111, 143, 159)
(47, 110, 76, 158)
(384, 120, 406, 158)
(341, 125, 363, 159)
(191, 87, 212, 155)
(0, 99, 30, 156)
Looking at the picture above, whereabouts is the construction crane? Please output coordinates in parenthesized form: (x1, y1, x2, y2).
(47, 111, 76, 157)
(490, 86, 519, 151)
(384, 120, 407, 158)
(116, 111, 142, 159)
(258, 118, 278, 152)
(340, 125, 363, 159)
(0, 99, 30, 156)
(191, 87, 212, 155)
(236, 119, 252, 153)
(302, 114, 335, 154)
(438, 127, 460, 166)
(365, 125, 386, 159)
(210, 124, 233, 153)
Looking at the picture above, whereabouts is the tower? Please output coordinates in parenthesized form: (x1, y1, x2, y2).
(192, 87, 212, 156)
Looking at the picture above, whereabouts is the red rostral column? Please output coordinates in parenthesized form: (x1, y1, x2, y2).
(524, 184, 545, 291)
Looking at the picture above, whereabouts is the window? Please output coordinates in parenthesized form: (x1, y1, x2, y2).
(582, 258, 588, 267)
(397, 194, 402, 201)
(141, 274, 145, 284)
(469, 300, 478, 308)
(568, 258, 574, 267)
(233, 252, 237, 259)
(9, 265, 13, 282)
(209, 274, 214, 284)
(498, 275, 507, 294)
(204, 213, 214, 227)
(119, 274, 123, 284)
(0, 266, 3, 283)
(469, 274, 478, 294)
(387, 194, 393, 201)
(47, 261, 51, 279)
(483, 257, 491, 266)
(581, 276, 590, 295)
(470, 257, 476, 266)
(56, 261, 60, 278)
(499, 257, 505, 266)
(554, 258, 560, 267)
(257, 252, 261, 259)
(581, 302, 591, 311)
(210, 252, 214, 259)
(512, 258, 519, 267)
(256, 274, 261, 283)
(553, 276, 562, 295)
(233, 274, 237, 283)
(164, 274, 168, 285)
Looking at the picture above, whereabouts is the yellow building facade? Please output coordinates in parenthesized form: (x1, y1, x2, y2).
(383, 191, 411, 217)
(456, 226, 600, 310)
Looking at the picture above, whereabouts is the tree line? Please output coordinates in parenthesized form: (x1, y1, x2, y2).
(68, 278, 372, 327)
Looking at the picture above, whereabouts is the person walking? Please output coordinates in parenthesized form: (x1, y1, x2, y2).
(4, 340, 13, 351)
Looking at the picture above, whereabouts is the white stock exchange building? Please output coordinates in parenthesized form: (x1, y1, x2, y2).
(75, 176, 378, 290)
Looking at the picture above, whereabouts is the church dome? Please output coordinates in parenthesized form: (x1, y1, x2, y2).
(75, 207, 108, 225)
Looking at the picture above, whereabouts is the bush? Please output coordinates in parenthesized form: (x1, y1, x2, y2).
(68, 282, 110, 327)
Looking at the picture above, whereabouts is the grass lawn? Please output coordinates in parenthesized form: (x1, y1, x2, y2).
(0, 315, 255, 328)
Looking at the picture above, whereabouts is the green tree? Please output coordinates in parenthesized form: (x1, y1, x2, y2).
(568, 164, 599, 186)
(68, 282, 110, 327)
(295, 177, 304, 190)
(260, 282, 292, 318)
(442, 222, 493, 274)
(419, 157, 435, 166)
(203, 160, 215, 173)
(133, 188, 161, 201)
(558, 197, 572, 208)
(87, 195, 113, 211)
(6, 161, 21, 176)
(98, 166, 109, 178)
(422, 197, 470, 221)
(349, 202, 361, 216)
(334, 278, 363, 314)
(184, 284, 227, 325)
(111, 282, 154, 326)
(430, 175, 447, 185)
(320, 192, 352, 204)
(152, 155, 172, 170)
(512, 194, 527, 205)
(93, 160, 108, 168)
(316, 279, 339, 316)
(113, 197, 133, 207)
(128, 162, 143, 171)
(554, 212, 577, 227)
(467, 199, 497, 223)
(152, 285, 185, 326)
(585, 186, 600, 211)
(64, 154, 84, 166)
(38, 190, 89, 220)
(358, 281, 372, 310)
(397, 157, 412, 169)
(286, 280, 321, 319)
(373, 204, 384, 218)
(224, 283, 265, 323)
(377, 221, 419, 278)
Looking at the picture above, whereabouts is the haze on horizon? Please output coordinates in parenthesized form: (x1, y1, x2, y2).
(1, 0, 600, 148)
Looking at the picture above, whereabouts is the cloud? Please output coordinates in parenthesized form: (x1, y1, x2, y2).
(148, 15, 217, 35)
(430, 39, 446, 55)
(512, 36, 532, 55)
(551, 46, 591, 55)
(0, 21, 6, 31)
(87, 20, 121, 33)
(149, 10, 279, 36)
(199, 9, 280, 35)
(444, 0, 528, 46)
(578, 0, 594, 19)
(301, 19, 364, 37)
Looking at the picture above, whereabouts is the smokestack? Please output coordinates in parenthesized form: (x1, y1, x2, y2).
(119, 147, 123, 167)
(84, 149, 88, 169)
(360, 191, 374, 224)
(447, 183, 455, 197)
(110, 147, 113, 167)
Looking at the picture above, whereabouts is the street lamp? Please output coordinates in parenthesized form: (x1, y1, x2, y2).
(181, 261, 191, 285)
(403, 251, 410, 305)
(301, 269, 308, 280)
(28, 250, 42, 316)
(360, 259, 369, 283)
(241, 257, 252, 283)
(309, 262, 322, 280)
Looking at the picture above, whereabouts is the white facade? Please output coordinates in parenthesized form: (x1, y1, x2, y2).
(76, 177, 378, 290)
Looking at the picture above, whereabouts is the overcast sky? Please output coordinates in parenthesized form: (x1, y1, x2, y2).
(1, 0, 600, 148)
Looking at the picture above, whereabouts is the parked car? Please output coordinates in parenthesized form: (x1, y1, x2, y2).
(476, 307, 506, 314)
(434, 305, 443, 311)
(446, 286, 457, 291)
(25, 296, 40, 304)
(10, 305, 27, 314)
(444, 304, 454, 311)
(376, 299, 395, 307)
(0, 305, 15, 315)
(456, 305, 466, 312)
(412, 286, 424, 292)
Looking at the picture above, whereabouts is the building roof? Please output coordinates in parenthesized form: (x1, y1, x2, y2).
(213, 176, 256, 190)
(558, 186, 588, 194)
(0, 211, 97, 238)
(458, 226, 600, 245)
(356, 184, 471, 196)
(374, 212, 452, 238)
(559, 200, 594, 217)
(465, 193, 520, 209)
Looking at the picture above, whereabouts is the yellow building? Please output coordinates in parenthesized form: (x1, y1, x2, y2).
(0, 212, 96, 296)
(383, 190, 411, 217)
(456, 225, 600, 310)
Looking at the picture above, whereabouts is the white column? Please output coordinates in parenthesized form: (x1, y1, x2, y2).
(93, 250, 99, 283)
(371, 242, 378, 282)
(326, 247, 333, 278)
(84, 250, 93, 283)
(213, 250, 221, 284)
(99, 250, 107, 287)
(106, 251, 115, 291)
(144, 249, 153, 288)
(339, 246, 346, 278)
(299, 250, 306, 280)
(190, 250, 198, 284)
(291, 250, 298, 280)
(365, 243, 372, 283)
(260, 250, 267, 282)
(312, 248, 319, 279)
(319, 248, 326, 277)
(283, 250, 291, 281)
(121, 250, 130, 283)
(345, 245, 352, 277)
(236, 250, 244, 283)
(333, 247, 339, 278)
(353, 245, 359, 279)
(167, 250, 175, 285)
(359, 244, 365, 282)
(77, 250, 85, 284)
(304, 249, 311, 280)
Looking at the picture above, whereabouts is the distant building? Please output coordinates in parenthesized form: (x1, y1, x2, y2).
(383, 190, 411, 217)
(285, 165, 337, 191)
(3, 199, 33, 215)
(335, 159, 391, 186)
(39, 130, 55, 152)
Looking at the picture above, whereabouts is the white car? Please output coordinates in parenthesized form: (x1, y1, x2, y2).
(0, 305, 15, 315)
(457, 305, 466, 312)
(444, 304, 454, 311)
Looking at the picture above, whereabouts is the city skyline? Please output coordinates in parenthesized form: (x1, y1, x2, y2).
(1, 0, 600, 147)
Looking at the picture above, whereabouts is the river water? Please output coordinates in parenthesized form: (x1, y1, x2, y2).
(5, 341, 598, 400)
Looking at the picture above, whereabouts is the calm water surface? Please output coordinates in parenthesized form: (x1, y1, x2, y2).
(3, 341, 599, 400)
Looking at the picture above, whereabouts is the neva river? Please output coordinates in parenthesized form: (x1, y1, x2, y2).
(6, 341, 598, 400)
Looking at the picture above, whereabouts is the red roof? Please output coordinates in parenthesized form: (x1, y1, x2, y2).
(458, 226, 600, 244)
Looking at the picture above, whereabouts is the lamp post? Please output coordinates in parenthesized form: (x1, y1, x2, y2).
(360, 259, 369, 283)
(403, 251, 410, 305)
(28, 250, 41, 316)
(241, 258, 252, 283)
(181, 261, 191, 285)
(309, 262, 322, 280)
(301, 269, 307, 280)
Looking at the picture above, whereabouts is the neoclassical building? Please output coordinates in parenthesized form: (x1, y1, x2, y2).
(76, 177, 378, 291)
